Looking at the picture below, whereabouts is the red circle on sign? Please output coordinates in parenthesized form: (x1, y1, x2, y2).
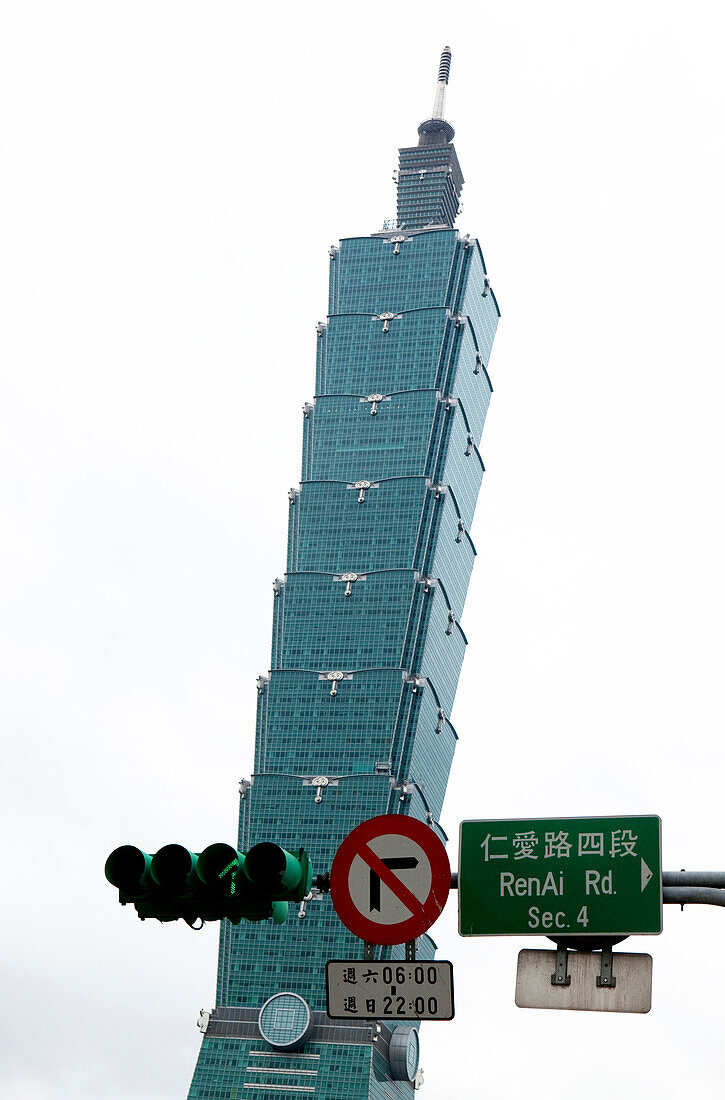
(330, 814, 451, 945)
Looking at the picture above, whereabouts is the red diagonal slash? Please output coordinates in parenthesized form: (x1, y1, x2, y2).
(360, 843, 426, 920)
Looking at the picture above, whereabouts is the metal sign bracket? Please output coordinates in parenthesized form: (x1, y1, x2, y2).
(550, 936, 623, 990)
(551, 946, 571, 987)
(596, 946, 616, 989)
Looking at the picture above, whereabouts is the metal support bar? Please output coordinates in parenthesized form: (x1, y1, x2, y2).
(663, 871, 725, 888)
(443, 872, 725, 903)
(551, 946, 571, 987)
(364, 942, 375, 960)
(550, 934, 628, 951)
(447, 872, 725, 902)
(664, 887, 725, 907)
(405, 940, 417, 961)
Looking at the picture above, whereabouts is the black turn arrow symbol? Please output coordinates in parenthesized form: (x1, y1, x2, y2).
(369, 857, 419, 911)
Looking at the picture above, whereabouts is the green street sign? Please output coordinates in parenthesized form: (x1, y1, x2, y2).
(459, 816, 662, 937)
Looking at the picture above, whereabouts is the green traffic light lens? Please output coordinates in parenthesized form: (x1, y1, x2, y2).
(197, 843, 244, 896)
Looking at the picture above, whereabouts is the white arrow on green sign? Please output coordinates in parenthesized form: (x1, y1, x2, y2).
(459, 815, 662, 937)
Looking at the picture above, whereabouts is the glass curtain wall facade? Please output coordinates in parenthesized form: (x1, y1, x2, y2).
(189, 53, 499, 1100)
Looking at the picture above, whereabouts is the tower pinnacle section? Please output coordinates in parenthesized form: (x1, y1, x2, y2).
(397, 47, 463, 229)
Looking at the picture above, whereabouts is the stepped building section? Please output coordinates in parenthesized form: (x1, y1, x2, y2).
(189, 48, 500, 1099)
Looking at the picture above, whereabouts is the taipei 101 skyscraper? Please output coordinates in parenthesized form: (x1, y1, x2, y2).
(188, 48, 500, 1098)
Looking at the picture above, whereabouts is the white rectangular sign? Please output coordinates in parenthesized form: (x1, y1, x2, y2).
(515, 949, 652, 1013)
(326, 960, 454, 1020)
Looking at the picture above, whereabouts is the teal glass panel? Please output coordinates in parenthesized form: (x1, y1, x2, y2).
(307, 391, 442, 483)
(319, 309, 449, 395)
(331, 231, 459, 315)
(256, 668, 407, 774)
(289, 478, 433, 576)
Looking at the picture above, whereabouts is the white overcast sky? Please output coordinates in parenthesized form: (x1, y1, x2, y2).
(3, 2, 725, 1098)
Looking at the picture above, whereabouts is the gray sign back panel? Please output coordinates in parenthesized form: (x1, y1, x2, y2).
(515, 949, 652, 1013)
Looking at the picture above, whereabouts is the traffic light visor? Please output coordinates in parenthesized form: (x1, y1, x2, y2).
(243, 843, 312, 900)
(150, 844, 197, 890)
(105, 845, 152, 892)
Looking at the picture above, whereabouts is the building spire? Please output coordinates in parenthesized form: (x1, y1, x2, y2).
(417, 47, 455, 146)
(431, 46, 452, 120)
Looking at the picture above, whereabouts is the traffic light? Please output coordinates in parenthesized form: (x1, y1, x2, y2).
(242, 842, 313, 902)
(104, 841, 313, 927)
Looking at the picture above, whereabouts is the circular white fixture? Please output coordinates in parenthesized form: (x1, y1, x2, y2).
(258, 992, 314, 1051)
(389, 1026, 420, 1082)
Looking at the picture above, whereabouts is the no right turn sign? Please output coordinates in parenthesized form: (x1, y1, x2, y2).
(330, 815, 451, 945)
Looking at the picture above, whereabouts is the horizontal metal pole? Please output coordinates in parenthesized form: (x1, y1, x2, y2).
(663, 871, 725, 888)
(449, 872, 725, 890)
(664, 887, 725, 907)
(296, 870, 725, 897)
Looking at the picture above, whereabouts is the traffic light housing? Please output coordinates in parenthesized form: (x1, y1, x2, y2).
(105, 841, 313, 927)
(243, 842, 313, 902)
